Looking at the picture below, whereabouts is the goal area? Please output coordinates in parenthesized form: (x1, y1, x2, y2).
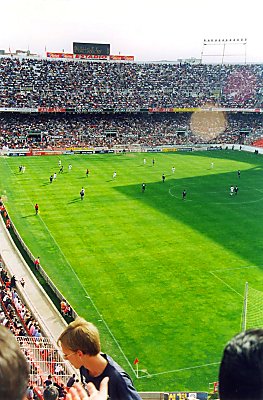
(242, 282, 263, 331)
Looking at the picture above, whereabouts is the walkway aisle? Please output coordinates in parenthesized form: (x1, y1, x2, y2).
(0, 217, 67, 343)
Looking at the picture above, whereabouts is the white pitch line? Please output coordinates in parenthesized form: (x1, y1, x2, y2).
(209, 271, 243, 297)
(6, 160, 136, 377)
(138, 361, 220, 379)
(169, 185, 263, 205)
(36, 216, 136, 375)
(168, 187, 193, 201)
(210, 265, 258, 272)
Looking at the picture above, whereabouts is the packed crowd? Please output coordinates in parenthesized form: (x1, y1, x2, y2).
(0, 112, 262, 150)
(0, 57, 262, 110)
(0, 254, 74, 399)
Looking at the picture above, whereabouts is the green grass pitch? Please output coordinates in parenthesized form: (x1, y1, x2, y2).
(1, 150, 263, 392)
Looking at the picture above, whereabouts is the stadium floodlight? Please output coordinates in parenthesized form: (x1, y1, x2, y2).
(200, 37, 248, 64)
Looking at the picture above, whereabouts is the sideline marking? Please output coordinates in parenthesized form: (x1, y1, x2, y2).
(210, 265, 258, 273)
(208, 265, 258, 298)
(209, 271, 243, 297)
(138, 361, 220, 379)
(35, 218, 136, 374)
(5, 159, 137, 377)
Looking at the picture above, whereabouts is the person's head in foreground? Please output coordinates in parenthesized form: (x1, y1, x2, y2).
(0, 324, 29, 400)
(57, 317, 101, 368)
(219, 328, 263, 400)
(43, 385, 59, 400)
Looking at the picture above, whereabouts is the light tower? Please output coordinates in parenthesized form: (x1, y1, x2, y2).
(201, 38, 247, 64)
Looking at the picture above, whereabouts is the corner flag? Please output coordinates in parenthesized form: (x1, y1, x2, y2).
(133, 358, 139, 377)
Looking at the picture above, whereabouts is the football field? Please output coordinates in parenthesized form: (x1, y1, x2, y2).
(1, 149, 263, 392)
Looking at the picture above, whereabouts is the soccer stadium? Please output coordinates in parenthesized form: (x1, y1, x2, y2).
(0, 42, 263, 400)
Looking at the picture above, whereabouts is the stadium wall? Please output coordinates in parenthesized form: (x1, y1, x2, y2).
(1, 143, 263, 156)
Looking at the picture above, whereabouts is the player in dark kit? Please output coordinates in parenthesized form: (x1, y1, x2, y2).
(234, 185, 239, 195)
(162, 174, 166, 183)
(80, 188, 85, 200)
(182, 190, 187, 200)
(142, 183, 146, 193)
(35, 203, 39, 214)
(237, 170, 241, 178)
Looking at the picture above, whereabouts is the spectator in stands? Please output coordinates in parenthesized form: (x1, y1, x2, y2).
(34, 257, 40, 270)
(25, 385, 34, 399)
(60, 298, 67, 315)
(44, 374, 53, 387)
(0, 324, 29, 400)
(43, 385, 59, 400)
(67, 373, 76, 388)
(54, 381, 67, 398)
(58, 317, 142, 400)
(66, 379, 109, 400)
(6, 217, 11, 230)
(219, 328, 263, 400)
(20, 277, 25, 287)
(10, 275, 16, 289)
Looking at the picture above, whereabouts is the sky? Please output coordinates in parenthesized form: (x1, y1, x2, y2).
(1, 0, 262, 63)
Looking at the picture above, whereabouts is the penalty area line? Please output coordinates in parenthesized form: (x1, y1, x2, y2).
(138, 361, 220, 379)
(210, 265, 258, 272)
(209, 271, 243, 297)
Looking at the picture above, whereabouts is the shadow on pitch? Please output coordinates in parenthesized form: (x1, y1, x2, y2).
(68, 197, 81, 204)
(21, 214, 37, 218)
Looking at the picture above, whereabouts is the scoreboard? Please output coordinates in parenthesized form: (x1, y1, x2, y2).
(73, 42, 110, 56)
(164, 392, 208, 400)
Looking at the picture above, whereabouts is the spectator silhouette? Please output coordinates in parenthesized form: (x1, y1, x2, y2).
(219, 328, 263, 400)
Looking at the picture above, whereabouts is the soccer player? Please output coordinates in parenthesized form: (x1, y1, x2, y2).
(211, 162, 214, 169)
(80, 188, 85, 200)
(162, 174, 166, 183)
(142, 183, 146, 193)
(237, 170, 241, 178)
(50, 175, 53, 183)
(35, 203, 39, 214)
(172, 166, 175, 174)
(86, 168, 90, 177)
(152, 158, 155, 166)
(182, 189, 187, 200)
(230, 185, 234, 196)
(112, 171, 117, 179)
(59, 166, 64, 173)
(143, 158, 146, 165)
(234, 185, 239, 195)
(68, 164, 72, 172)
